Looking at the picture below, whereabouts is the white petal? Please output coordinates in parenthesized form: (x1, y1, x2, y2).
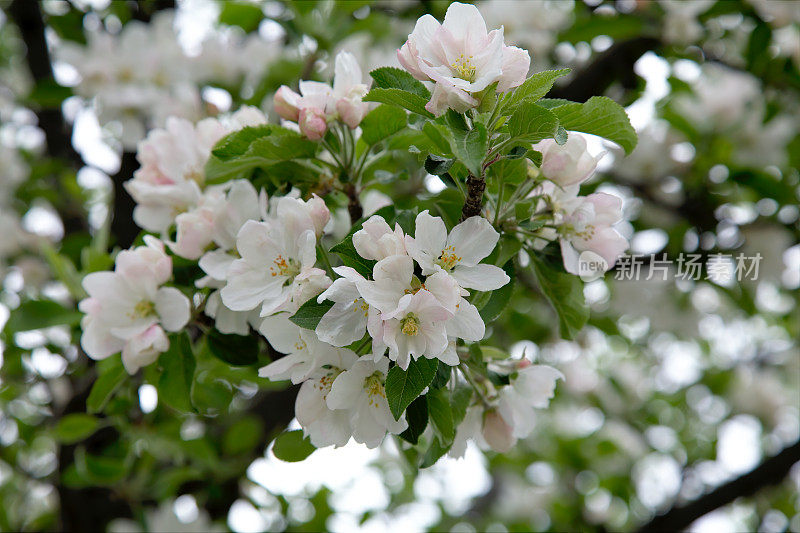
(451, 263, 509, 291)
(448, 216, 499, 265)
(155, 287, 191, 331)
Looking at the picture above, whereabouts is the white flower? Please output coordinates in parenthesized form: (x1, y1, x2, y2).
(533, 134, 603, 187)
(398, 2, 530, 115)
(125, 117, 228, 233)
(497, 364, 564, 439)
(79, 237, 190, 374)
(295, 348, 359, 448)
(326, 356, 408, 448)
(352, 215, 407, 261)
(257, 315, 343, 384)
(331, 51, 371, 129)
(221, 196, 331, 317)
(406, 211, 510, 291)
(315, 266, 374, 347)
(556, 192, 629, 275)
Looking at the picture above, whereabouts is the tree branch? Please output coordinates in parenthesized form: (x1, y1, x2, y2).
(637, 438, 800, 532)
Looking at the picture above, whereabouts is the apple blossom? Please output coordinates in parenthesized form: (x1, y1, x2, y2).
(331, 51, 370, 129)
(405, 211, 510, 291)
(497, 364, 564, 439)
(398, 2, 530, 115)
(533, 134, 603, 187)
(79, 237, 190, 374)
(294, 348, 359, 448)
(274, 85, 301, 121)
(220, 196, 331, 318)
(352, 215, 407, 261)
(315, 266, 374, 347)
(326, 356, 408, 448)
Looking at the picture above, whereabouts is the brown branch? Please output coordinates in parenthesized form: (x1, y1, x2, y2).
(637, 438, 800, 532)
(460, 172, 486, 221)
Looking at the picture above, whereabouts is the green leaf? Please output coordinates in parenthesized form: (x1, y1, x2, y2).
(289, 298, 335, 330)
(206, 330, 259, 366)
(424, 155, 455, 176)
(507, 102, 560, 144)
(504, 68, 570, 110)
(157, 333, 196, 413)
(86, 362, 127, 414)
(223, 417, 264, 455)
(531, 256, 589, 340)
(450, 386, 473, 428)
(27, 78, 73, 107)
(360, 105, 407, 145)
(191, 374, 233, 415)
(329, 238, 376, 278)
(272, 430, 316, 462)
(53, 414, 100, 444)
(427, 388, 454, 444)
(431, 362, 452, 389)
(549, 96, 637, 154)
(364, 88, 434, 118)
(420, 437, 449, 468)
(369, 67, 430, 98)
(478, 261, 515, 323)
(75, 447, 128, 485)
(385, 358, 439, 420)
(212, 125, 276, 160)
(422, 122, 453, 155)
(451, 122, 488, 176)
(4, 300, 82, 333)
(480, 346, 509, 360)
(399, 396, 428, 444)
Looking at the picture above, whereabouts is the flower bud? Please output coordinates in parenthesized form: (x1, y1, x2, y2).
(335, 85, 369, 129)
(274, 85, 302, 122)
(298, 107, 328, 140)
(306, 194, 331, 237)
(534, 135, 602, 187)
(482, 409, 515, 453)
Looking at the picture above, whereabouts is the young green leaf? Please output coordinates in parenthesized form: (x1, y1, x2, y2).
(272, 430, 316, 462)
(549, 96, 638, 154)
(385, 358, 439, 420)
(504, 68, 570, 110)
(4, 299, 82, 333)
(157, 333, 196, 413)
(427, 388, 455, 444)
(364, 88, 434, 118)
(424, 155, 455, 176)
(289, 298, 335, 330)
(451, 122, 488, 176)
(360, 104, 408, 145)
(478, 261, 516, 322)
(507, 102, 560, 144)
(531, 256, 589, 340)
(369, 66, 431, 98)
(329, 238, 376, 278)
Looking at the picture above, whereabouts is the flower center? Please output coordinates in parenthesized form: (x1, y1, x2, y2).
(352, 298, 369, 317)
(436, 245, 462, 270)
(451, 54, 477, 82)
(132, 300, 155, 319)
(363, 371, 386, 408)
(315, 366, 344, 399)
(400, 313, 421, 336)
(270, 254, 301, 281)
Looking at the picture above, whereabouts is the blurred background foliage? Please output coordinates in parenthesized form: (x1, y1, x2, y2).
(0, 0, 798, 531)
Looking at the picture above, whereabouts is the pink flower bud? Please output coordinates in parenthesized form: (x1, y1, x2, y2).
(517, 358, 532, 369)
(299, 107, 328, 140)
(274, 85, 301, 122)
(482, 409, 515, 453)
(306, 194, 331, 237)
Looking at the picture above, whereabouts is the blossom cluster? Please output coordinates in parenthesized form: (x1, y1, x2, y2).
(274, 51, 371, 139)
(531, 135, 628, 275)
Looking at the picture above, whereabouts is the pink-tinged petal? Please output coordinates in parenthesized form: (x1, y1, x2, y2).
(121, 325, 168, 375)
(154, 287, 191, 331)
(482, 409, 515, 453)
(451, 263, 510, 291)
(497, 45, 531, 92)
(274, 85, 301, 121)
(81, 317, 124, 360)
(236, 220, 278, 265)
(425, 81, 477, 116)
(423, 271, 461, 311)
(326, 364, 369, 410)
(408, 290, 453, 322)
(577, 226, 629, 268)
(198, 249, 236, 281)
(584, 192, 623, 226)
(298, 107, 328, 140)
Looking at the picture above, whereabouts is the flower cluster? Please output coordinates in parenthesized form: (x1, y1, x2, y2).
(274, 51, 371, 139)
(531, 135, 628, 275)
(79, 237, 190, 374)
(398, 2, 530, 116)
